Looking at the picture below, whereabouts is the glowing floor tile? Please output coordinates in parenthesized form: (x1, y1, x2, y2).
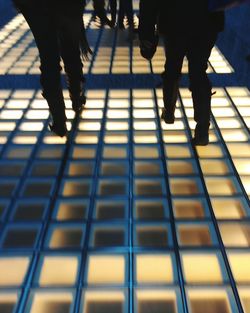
(227, 252, 250, 283)
(0, 292, 18, 313)
(0, 256, 30, 286)
(87, 255, 125, 284)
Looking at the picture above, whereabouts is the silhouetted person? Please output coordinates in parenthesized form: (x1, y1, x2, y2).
(118, 0, 134, 30)
(139, 0, 224, 145)
(12, 0, 91, 137)
(93, 0, 113, 27)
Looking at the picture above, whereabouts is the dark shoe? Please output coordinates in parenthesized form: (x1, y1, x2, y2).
(49, 121, 67, 137)
(161, 108, 175, 124)
(192, 124, 209, 146)
(71, 92, 86, 113)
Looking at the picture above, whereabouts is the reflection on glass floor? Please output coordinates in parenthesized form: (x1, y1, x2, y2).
(0, 6, 250, 313)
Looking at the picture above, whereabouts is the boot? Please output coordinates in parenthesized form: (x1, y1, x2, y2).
(66, 76, 86, 113)
(43, 91, 67, 137)
(192, 123, 210, 146)
(161, 76, 179, 124)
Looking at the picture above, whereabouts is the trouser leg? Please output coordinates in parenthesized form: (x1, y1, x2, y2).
(162, 37, 185, 115)
(187, 33, 218, 128)
(109, 0, 117, 24)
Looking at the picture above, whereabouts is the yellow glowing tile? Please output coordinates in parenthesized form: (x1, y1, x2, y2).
(163, 131, 188, 143)
(0, 257, 30, 286)
(109, 90, 130, 98)
(221, 129, 248, 141)
(219, 223, 250, 247)
(178, 225, 212, 246)
(87, 255, 125, 284)
(226, 87, 250, 97)
(13, 135, 38, 144)
(227, 253, 250, 283)
(134, 131, 158, 143)
(75, 134, 99, 144)
(39, 256, 78, 286)
(5, 99, 29, 109)
(134, 121, 156, 130)
(211, 199, 245, 219)
(212, 107, 235, 117)
(239, 288, 250, 313)
(165, 145, 191, 158)
(227, 143, 250, 157)
(136, 290, 177, 313)
(25, 110, 49, 119)
(211, 97, 230, 106)
(83, 290, 125, 313)
(133, 109, 156, 119)
(200, 160, 229, 175)
(173, 200, 205, 218)
(107, 110, 129, 119)
(182, 253, 223, 284)
(106, 121, 129, 131)
(29, 292, 73, 313)
(11, 90, 34, 99)
(136, 254, 173, 284)
(187, 289, 232, 313)
(104, 133, 128, 144)
(78, 122, 101, 131)
(241, 176, 250, 195)
(196, 145, 223, 158)
(205, 178, 236, 195)
(81, 110, 103, 119)
(216, 118, 241, 129)
(170, 179, 199, 195)
(133, 99, 154, 108)
(108, 99, 129, 108)
(134, 146, 159, 158)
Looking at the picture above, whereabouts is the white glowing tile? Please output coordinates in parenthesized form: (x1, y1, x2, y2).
(25, 110, 49, 119)
(0, 110, 24, 119)
(133, 109, 156, 119)
(216, 118, 241, 129)
(134, 121, 156, 130)
(108, 99, 129, 108)
(81, 110, 103, 119)
(5, 99, 30, 109)
(109, 90, 130, 98)
(106, 121, 129, 131)
(78, 122, 101, 131)
(11, 90, 34, 99)
(226, 87, 250, 97)
(107, 110, 129, 119)
(212, 107, 235, 117)
(13, 135, 38, 144)
(0, 122, 16, 131)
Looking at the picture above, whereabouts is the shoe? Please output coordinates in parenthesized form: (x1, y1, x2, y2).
(71, 92, 86, 113)
(192, 124, 209, 146)
(49, 121, 67, 137)
(161, 108, 175, 124)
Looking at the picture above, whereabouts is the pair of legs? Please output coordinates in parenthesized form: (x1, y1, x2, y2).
(93, 0, 113, 27)
(108, 0, 133, 28)
(162, 32, 218, 144)
(17, 3, 85, 136)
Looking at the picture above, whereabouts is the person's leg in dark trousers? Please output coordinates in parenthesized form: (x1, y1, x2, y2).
(18, 4, 67, 136)
(58, 4, 85, 113)
(118, 0, 125, 28)
(187, 32, 218, 145)
(123, 0, 134, 28)
(93, 0, 112, 27)
(161, 36, 186, 123)
(109, 0, 117, 26)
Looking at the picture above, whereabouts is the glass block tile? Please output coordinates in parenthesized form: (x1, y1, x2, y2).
(95, 201, 126, 219)
(0, 293, 18, 313)
(100, 162, 128, 176)
(103, 146, 127, 158)
(135, 290, 178, 313)
(55, 200, 88, 220)
(2, 228, 39, 248)
(0, 180, 17, 197)
(178, 225, 212, 246)
(173, 200, 205, 219)
(62, 180, 91, 197)
(181, 253, 223, 284)
(91, 226, 125, 247)
(239, 288, 250, 313)
(98, 180, 127, 196)
(135, 225, 168, 247)
(170, 179, 200, 195)
(12, 201, 46, 221)
(87, 255, 125, 284)
(22, 181, 53, 197)
(38, 256, 79, 286)
(211, 198, 246, 219)
(0, 162, 25, 176)
(26, 292, 73, 313)
(48, 226, 84, 248)
(37, 146, 64, 159)
(0, 256, 30, 286)
(135, 200, 167, 219)
(5, 147, 33, 159)
(135, 254, 174, 284)
(205, 178, 237, 196)
(134, 162, 162, 176)
(187, 289, 232, 313)
(71, 147, 96, 159)
(67, 162, 94, 176)
(135, 180, 164, 196)
(227, 252, 250, 283)
(219, 223, 250, 247)
(30, 162, 59, 176)
(134, 146, 159, 159)
(82, 290, 126, 313)
(165, 145, 192, 158)
(167, 160, 196, 175)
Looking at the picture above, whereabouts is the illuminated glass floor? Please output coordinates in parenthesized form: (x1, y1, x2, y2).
(0, 4, 250, 313)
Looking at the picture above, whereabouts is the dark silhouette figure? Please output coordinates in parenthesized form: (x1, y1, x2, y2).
(118, 0, 134, 30)
(12, 0, 91, 137)
(93, 0, 113, 27)
(139, 0, 225, 145)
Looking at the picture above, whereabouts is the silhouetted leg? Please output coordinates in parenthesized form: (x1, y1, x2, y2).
(93, 0, 112, 26)
(162, 37, 186, 122)
(17, 4, 66, 136)
(118, 0, 125, 28)
(187, 33, 217, 144)
(123, 0, 134, 28)
(109, 0, 117, 25)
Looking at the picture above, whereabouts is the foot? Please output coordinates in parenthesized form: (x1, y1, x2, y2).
(161, 107, 175, 124)
(72, 92, 86, 113)
(49, 121, 67, 137)
(192, 124, 209, 146)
